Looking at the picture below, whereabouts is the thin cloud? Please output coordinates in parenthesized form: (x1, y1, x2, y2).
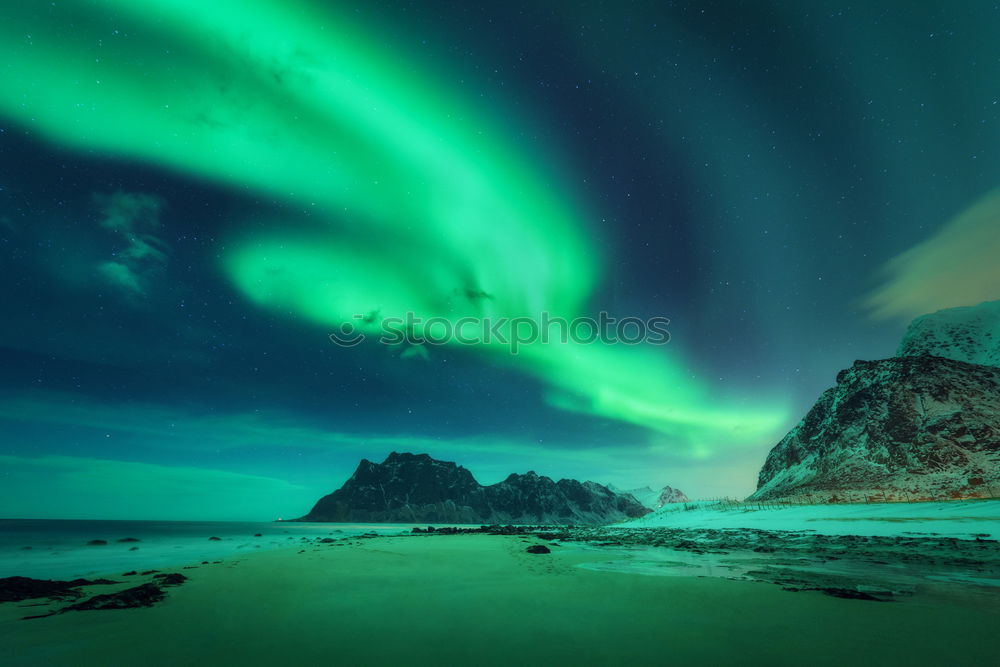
(94, 192, 168, 299)
(866, 189, 1000, 319)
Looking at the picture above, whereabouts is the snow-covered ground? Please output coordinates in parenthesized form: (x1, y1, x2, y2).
(619, 499, 1000, 538)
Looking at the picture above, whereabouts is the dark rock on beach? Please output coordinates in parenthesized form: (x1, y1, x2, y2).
(1, 576, 119, 603)
(526, 545, 551, 554)
(19, 573, 190, 619)
(152, 573, 188, 586)
(742, 568, 905, 602)
(819, 588, 885, 601)
(58, 583, 166, 613)
(86, 539, 108, 546)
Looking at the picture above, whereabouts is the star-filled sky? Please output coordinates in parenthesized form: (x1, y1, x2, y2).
(2, 0, 999, 520)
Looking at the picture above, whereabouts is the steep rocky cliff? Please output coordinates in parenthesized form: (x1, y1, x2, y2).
(750, 355, 1000, 501)
(299, 452, 650, 524)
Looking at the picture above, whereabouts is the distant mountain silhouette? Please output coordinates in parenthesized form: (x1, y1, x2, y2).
(298, 452, 650, 524)
(607, 484, 689, 508)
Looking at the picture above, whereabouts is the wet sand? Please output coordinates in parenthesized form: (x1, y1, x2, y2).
(3, 534, 999, 666)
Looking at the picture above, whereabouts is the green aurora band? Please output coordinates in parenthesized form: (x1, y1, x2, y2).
(0, 0, 788, 453)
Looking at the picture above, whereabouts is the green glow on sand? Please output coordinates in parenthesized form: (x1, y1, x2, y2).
(0, 0, 787, 451)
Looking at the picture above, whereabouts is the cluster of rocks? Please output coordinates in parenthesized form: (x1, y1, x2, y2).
(401, 522, 1000, 600)
(85, 537, 141, 546)
(409, 524, 564, 536)
(0, 576, 119, 603)
(48, 583, 168, 614)
(410, 526, 468, 534)
(564, 526, 1000, 569)
(402, 522, 999, 568)
(741, 568, 907, 601)
(2, 572, 190, 620)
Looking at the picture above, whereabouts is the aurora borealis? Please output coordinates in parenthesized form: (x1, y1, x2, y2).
(2, 1, 1000, 519)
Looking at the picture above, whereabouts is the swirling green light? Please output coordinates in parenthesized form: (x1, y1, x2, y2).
(0, 0, 787, 452)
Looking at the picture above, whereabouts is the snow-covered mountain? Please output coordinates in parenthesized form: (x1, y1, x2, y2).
(656, 486, 690, 504)
(750, 301, 1000, 502)
(749, 355, 1000, 502)
(608, 484, 690, 508)
(299, 452, 651, 524)
(897, 300, 1000, 368)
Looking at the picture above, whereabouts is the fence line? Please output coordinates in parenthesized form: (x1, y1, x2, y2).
(674, 488, 1000, 512)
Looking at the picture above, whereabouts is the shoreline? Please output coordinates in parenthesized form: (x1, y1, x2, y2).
(0, 520, 427, 581)
(3, 531, 1000, 666)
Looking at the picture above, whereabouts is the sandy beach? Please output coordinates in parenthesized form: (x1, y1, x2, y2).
(3, 533, 999, 667)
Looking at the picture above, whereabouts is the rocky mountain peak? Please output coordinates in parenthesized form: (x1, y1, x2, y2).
(298, 453, 650, 524)
(656, 486, 689, 505)
(384, 451, 433, 463)
(750, 355, 1000, 501)
(750, 299, 1000, 503)
(607, 484, 690, 509)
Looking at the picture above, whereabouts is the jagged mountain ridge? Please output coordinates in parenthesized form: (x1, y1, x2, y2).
(750, 355, 1000, 501)
(299, 452, 651, 524)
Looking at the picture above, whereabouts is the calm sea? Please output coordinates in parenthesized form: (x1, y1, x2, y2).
(0, 519, 420, 579)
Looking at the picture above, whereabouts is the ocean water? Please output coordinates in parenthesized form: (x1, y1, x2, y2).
(0, 519, 424, 579)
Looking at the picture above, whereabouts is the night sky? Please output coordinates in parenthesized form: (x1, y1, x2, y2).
(3, 0, 999, 520)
